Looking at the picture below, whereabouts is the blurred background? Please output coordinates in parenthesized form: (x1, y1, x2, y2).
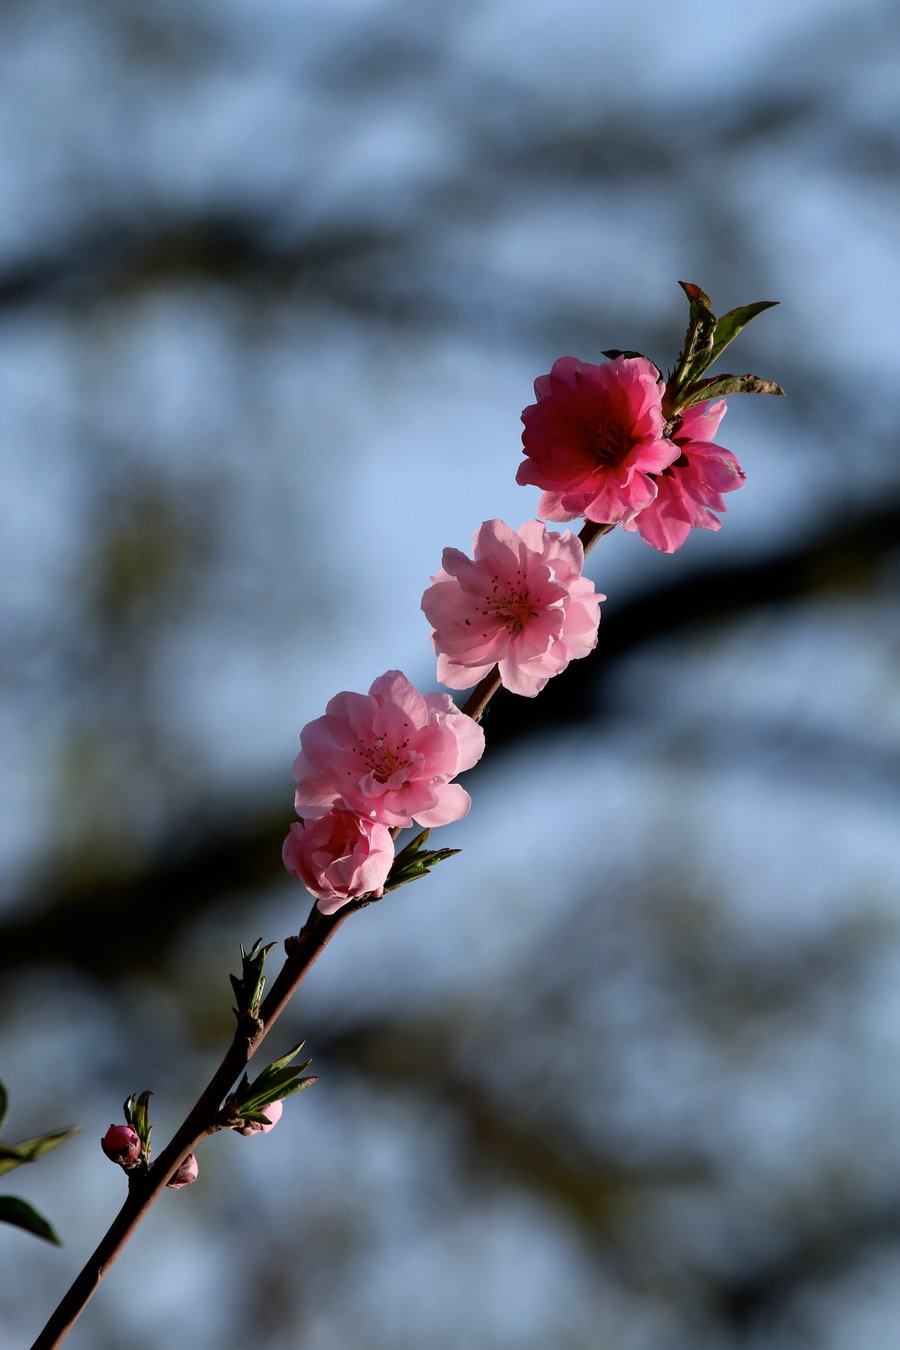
(2, 0, 900, 1346)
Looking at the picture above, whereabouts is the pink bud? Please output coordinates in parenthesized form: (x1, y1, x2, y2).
(166, 1153, 199, 1189)
(259, 1100, 283, 1133)
(236, 1099, 283, 1136)
(101, 1124, 142, 1167)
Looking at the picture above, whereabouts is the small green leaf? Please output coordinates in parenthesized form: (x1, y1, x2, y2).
(0, 1082, 7, 1131)
(666, 281, 718, 406)
(680, 373, 785, 408)
(708, 301, 779, 369)
(0, 1128, 79, 1178)
(0, 1195, 62, 1244)
(266, 1039, 308, 1075)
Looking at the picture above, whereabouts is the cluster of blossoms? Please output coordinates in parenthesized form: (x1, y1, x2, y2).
(518, 354, 743, 553)
(283, 286, 779, 911)
(284, 671, 486, 910)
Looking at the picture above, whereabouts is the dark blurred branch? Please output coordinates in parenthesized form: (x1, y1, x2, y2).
(0, 215, 424, 315)
(713, 1195, 900, 1335)
(3, 501, 898, 977)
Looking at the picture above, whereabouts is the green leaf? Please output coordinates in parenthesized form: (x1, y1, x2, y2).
(238, 1075, 318, 1116)
(708, 301, 779, 369)
(0, 1128, 79, 1178)
(0, 1082, 7, 1131)
(680, 373, 785, 408)
(266, 1039, 308, 1075)
(0, 1195, 62, 1245)
(666, 281, 718, 406)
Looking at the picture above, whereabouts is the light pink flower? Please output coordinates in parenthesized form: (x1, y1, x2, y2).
(422, 519, 604, 697)
(518, 355, 679, 525)
(623, 400, 745, 552)
(282, 809, 394, 913)
(292, 671, 485, 829)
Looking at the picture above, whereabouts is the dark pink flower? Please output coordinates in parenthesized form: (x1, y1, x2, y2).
(622, 400, 744, 552)
(166, 1153, 199, 1189)
(422, 519, 604, 697)
(282, 809, 394, 913)
(518, 355, 678, 524)
(292, 670, 485, 829)
(101, 1124, 142, 1168)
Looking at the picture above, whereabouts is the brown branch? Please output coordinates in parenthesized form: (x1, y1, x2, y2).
(30, 902, 350, 1348)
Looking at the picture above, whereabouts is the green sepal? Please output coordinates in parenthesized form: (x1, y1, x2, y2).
(0, 1195, 62, 1245)
(0, 1081, 7, 1131)
(707, 300, 779, 369)
(0, 1128, 79, 1179)
(230, 938, 275, 1023)
(600, 349, 656, 367)
(123, 1091, 153, 1162)
(679, 373, 785, 409)
(383, 829, 460, 893)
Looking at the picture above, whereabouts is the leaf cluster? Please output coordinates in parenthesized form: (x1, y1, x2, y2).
(123, 1090, 153, 1164)
(227, 1041, 317, 1127)
(383, 829, 460, 894)
(663, 281, 783, 418)
(230, 938, 275, 1026)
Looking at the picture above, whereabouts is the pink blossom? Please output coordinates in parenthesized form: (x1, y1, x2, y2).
(623, 400, 745, 552)
(101, 1124, 141, 1168)
(166, 1153, 199, 1189)
(282, 808, 394, 913)
(518, 355, 679, 525)
(422, 519, 604, 698)
(292, 671, 485, 829)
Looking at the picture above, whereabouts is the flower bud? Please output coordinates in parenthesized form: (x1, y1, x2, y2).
(237, 1099, 283, 1136)
(258, 1100, 283, 1133)
(101, 1123, 142, 1167)
(166, 1153, 199, 1189)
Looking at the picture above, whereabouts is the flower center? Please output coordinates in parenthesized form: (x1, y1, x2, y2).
(359, 734, 410, 784)
(483, 571, 536, 635)
(585, 417, 632, 466)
